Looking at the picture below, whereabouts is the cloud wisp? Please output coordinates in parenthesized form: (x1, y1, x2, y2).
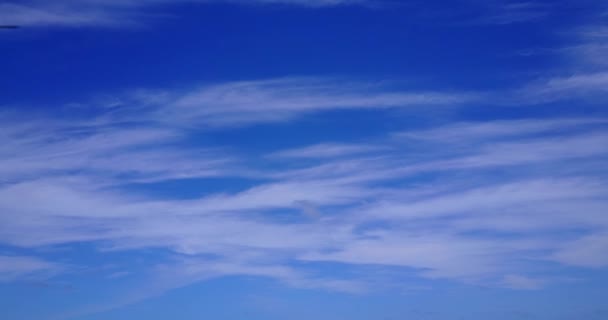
(66, 77, 475, 129)
(0, 0, 373, 27)
(0, 255, 61, 282)
(69, 75, 607, 131)
(0, 0, 571, 29)
(2, 104, 608, 287)
(1, 74, 607, 318)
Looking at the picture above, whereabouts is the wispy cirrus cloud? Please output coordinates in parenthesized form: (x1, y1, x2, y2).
(1, 73, 608, 318)
(469, 1, 552, 25)
(68, 77, 476, 128)
(161, 78, 473, 126)
(69, 74, 607, 131)
(519, 72, 608, 103)
(2, 108, 607, 288)
(268, 143, 385, 159)
(0, 255, 61, 282)
(514, 15, 608, 103)
(0, 115, 232, 184)
(0, 0, 372, 27)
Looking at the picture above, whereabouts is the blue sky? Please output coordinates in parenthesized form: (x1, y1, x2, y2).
(1, 0, 608, 319)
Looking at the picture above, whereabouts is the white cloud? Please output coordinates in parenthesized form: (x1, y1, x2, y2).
(520, 72, 608, 103)
(51, 77, 475, 129)
(299, 234, 507, 281)
(0, 0, 372, 27)
(163, 78, 473, 126)
(0, 3, 120, 27)
(0, 255, 61, 282)
(564, 25, 608, 68)
(268, 143, 385, 159)
(501, 274, 544, 290)
(396, 118, 608, 142)
(472, 1, 551, 25)
(513, 19, 608, 104)
(1, 76, 608, 318)
(357, 178, 608, 223)
(83, 76, 608, 130)
(0, 116, 232, 184)
(553, 233, 608, 268)
(2, 111, 607, 289)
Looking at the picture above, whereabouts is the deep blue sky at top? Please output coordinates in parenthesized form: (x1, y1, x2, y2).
(1, 1, 594, 105)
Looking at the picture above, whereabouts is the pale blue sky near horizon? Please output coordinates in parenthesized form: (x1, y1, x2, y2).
(1, 1, 608, 319)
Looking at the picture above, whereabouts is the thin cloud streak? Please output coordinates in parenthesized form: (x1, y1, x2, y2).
(74, 76, 607, 130)
(0, 0, 374, 27)
(268, 143, 386, 159)
(163, 78, 474, 126)
(0, 255, 61, 282)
